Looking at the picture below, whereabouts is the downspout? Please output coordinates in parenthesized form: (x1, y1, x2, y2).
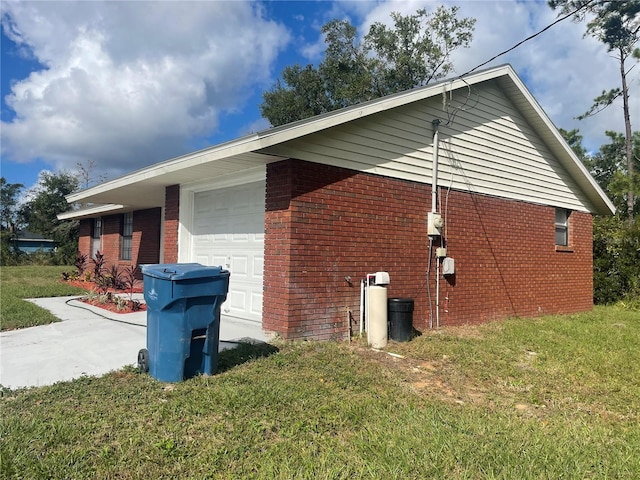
(432, 119, 441, 328)
(360, 279, 365, 336)
(432, 119, 440, 213)
(436, 254, 441, 329)
(365, 273, 376, 344)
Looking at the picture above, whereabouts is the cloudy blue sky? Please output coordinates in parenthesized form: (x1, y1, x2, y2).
(1, 1, 637, 193)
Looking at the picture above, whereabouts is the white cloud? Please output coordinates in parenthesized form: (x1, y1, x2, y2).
(1, 0, 637, 183)
(1, 1, 290, 176)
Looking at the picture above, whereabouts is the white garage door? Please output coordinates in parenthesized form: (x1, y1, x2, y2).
(190, 181, 265, 323)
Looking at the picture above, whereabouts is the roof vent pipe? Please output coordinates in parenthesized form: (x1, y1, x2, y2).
(432, 119, 441, 213)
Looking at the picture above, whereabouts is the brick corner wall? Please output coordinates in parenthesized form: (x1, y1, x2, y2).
(163, 184, 180, 263)
(78, 219, 92, 260)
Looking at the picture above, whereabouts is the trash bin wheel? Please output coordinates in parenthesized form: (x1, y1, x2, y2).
(138, 348, 149, 373)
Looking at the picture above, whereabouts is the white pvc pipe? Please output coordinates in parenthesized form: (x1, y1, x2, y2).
(436, 256, 440, 329)
(365, 273, 376, 344)
(359, 279, 365, 336)
(432, 119, 440, 213)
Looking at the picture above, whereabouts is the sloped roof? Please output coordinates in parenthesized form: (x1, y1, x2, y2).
(60, 64, 614, 220)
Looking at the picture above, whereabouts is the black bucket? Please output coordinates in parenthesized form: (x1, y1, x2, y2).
(388, 298, 414, 342)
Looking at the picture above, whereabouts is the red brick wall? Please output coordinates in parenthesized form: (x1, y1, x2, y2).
(134, 208, 161, 266)
(164, 185, 180, 263)
(78, 220, 92, 260)
(263, 159, 594, 340)
(77, 208, 161, 271)
(263, 161, 294, 335)
(100, 214, 122, 263)
(441, 190, 593, 325)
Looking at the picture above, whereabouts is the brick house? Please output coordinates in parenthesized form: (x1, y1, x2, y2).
(59, 65, 614, 340)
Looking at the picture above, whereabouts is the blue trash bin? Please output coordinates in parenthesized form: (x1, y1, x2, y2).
(139, 263, 230, 382)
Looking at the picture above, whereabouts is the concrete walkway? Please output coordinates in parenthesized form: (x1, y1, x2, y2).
(0, 296, 270, 389)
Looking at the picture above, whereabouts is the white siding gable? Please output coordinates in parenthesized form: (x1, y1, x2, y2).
(261, 79, 592, 212)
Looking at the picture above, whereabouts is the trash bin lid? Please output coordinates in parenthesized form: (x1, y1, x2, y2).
(141, 263, 226, 280)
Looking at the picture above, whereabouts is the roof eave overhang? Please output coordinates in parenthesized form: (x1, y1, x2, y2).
(65, 68, 513, 209)
(63, 64, 615, 217)
(58, 204, 127, 221)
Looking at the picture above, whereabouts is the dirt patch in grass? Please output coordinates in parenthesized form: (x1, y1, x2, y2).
(354, 342, 566, 423)
(352, 344, 486, 406)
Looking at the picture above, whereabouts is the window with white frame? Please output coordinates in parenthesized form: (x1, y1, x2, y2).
(555, 208, 570, 246)
(121, 212, 133, 260)
(91, 217, 102, 258)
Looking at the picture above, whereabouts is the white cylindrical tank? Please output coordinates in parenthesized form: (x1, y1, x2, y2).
(368, 285, 388, 348)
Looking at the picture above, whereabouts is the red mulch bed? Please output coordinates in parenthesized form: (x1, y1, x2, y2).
(63, 279, 146, 314)
(80, 297, 147, 314)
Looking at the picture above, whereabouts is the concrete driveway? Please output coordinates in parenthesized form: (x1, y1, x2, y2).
(0, 296, 270, 389)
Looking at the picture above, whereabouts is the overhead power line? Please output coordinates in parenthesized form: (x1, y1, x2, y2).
(459, 0, 600, 78)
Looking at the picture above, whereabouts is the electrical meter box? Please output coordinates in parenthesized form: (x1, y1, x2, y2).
(428, 212, 444, 236)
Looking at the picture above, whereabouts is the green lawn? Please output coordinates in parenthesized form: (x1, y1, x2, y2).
(2, 305, 639, 479)
(0, 266, 86, 331)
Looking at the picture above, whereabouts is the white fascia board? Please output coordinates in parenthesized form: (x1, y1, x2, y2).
(57, 204, 126, 220)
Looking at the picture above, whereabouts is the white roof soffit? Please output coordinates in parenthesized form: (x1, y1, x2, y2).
(65, 64, 614, 216)
(57, 203, 126, 221)
(65, 151, 287, 208)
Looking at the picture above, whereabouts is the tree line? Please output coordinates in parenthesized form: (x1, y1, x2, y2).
(1, 172, 79, 265)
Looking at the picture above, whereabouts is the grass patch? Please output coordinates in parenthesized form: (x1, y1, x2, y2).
(0, 266, 86, 331)
(2, 307, 639, 479)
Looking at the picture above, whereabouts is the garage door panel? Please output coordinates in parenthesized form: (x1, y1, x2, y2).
(231, 185, 262, 213)
(212, 254, 227, 267)
(229, 213, 263, 235)
(230, 255, 248, 277)
(211, 218, 229, 238)
(195, 193, 213, 214)
(223, 281, 262, 322)
(253, 256, 263, 279)
(192, 233, 211, 245)
(231, 194, 251, 214)
(213, 191, 230, 211)
(226, 289, 247, 312)
(190, 180, 264, 324)
(251, 292, 263, 316)
(194, 254, 210, 265)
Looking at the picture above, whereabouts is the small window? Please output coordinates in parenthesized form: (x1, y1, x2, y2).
(121, 212, 133, 261)
(91, 218, 102, 259)
(555, 208, 570, 246)
(92, 218, 102, 239)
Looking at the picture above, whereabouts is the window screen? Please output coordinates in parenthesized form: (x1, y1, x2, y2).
(121, 212, 133, 260)
(555, 208, 569, 246)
